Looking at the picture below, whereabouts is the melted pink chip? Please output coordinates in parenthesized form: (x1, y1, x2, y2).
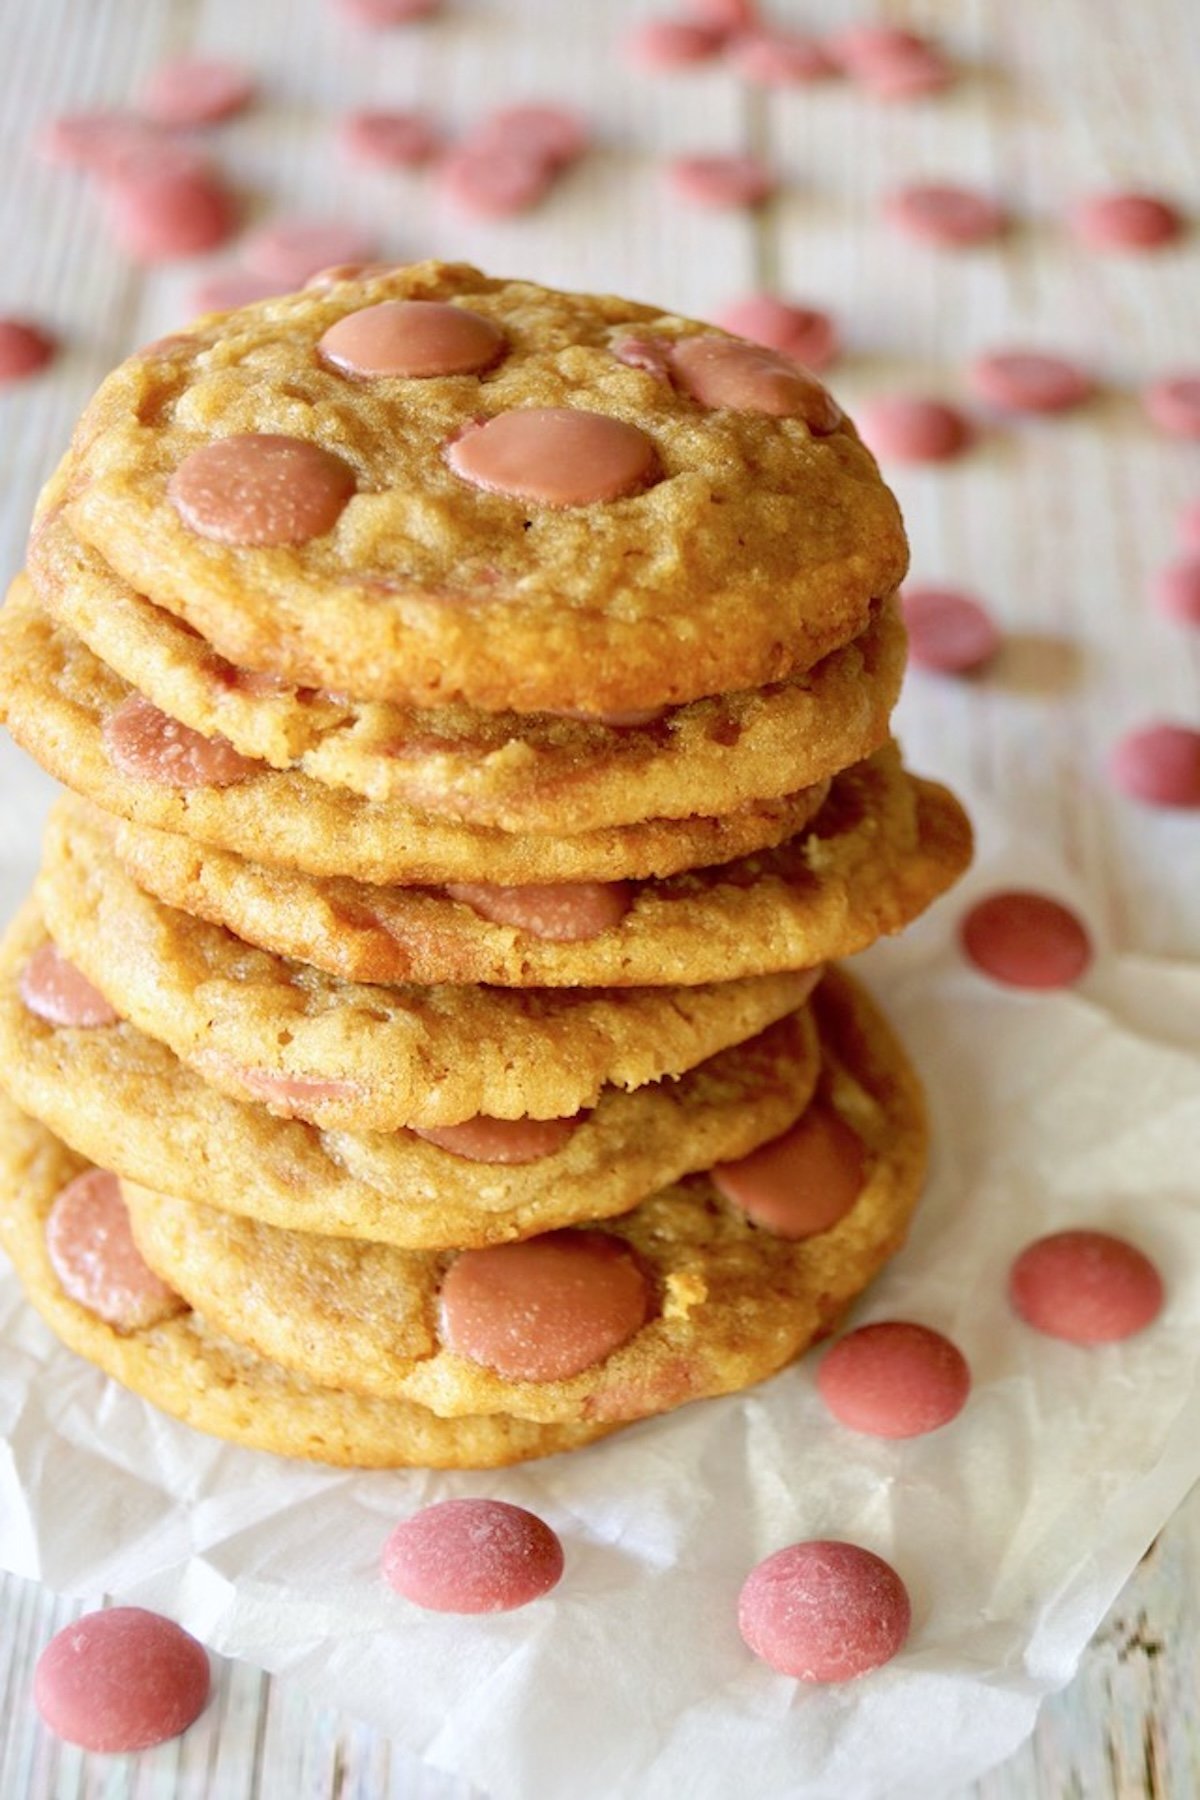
(242, 219, 378, 286)
(960, 891, 1092, 990)
(139, 57, 257, 128)
(446, 878, 632, 942)
(857, 395, 974, 463)
(484, 105, 589, 170)
(305, 261, 409, 289)
(1143, 374, 1200, 440)
(439, 144, 554, 217)
(0, 318, 56, 382)
(170, 432, 355, 545)
(969, 350, 1093, 415)
(1070, 192, 1185, 253)
(446, 408, 657, 507)
(319, 301, 505, 379)
(623, 20, 724, 69)
(731, 30, 836, 84)
(190, 272, 293, 313)
(45, 1170, 185, 1331)
(1153, 555, 1200, 628)
(412, 1113, 582, 1165)
(817, 1322, 971, 1438)
(337, 0, 441, 21)
(236, 1069, 362, 1115)
(382, 1499, 564, 1613)
(19, 943, 119, 1028)
(884, 182, 1008, 248)
(35, 1607, 210, 1752)
(738, 1541, 911, 1681)
(339, 108, 441, 168)
(901, 585, 1001, 673)
(712, 1105, 866, 1239)
(1177, 498, 1200, 553)
(669, 335, 840, 429)
(1009, 1230, 1164, 1344)
(714, 295, 839, 372)
(612, 335, 675, 383)
(104, 166, 236, 262)
(103, 693, 259, 788)
(668, 153, 777, 210)
(1109, 723, 1200, 808)
(440, 1230, 650, 1381)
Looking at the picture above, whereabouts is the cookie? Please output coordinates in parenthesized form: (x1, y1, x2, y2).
(52, 261, 907, 715)
(118, 969, 926, 1424)
(0, 1095, 615, 1466)
(32, 509, 905, 831)
(111, 747, 974, 987)
(0, 902, 823, 1247)
(0, 585, 832, 885)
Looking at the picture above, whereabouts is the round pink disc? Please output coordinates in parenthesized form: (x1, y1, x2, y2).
(623, 20, 724, 70)
(318, 301, 505, 379)
(338, 108, 440, 168)
(817, 1322, 971, 1438)
(439, 144, 554, 217)
(477, 105, 589, 169)
(1153, 555, 1200, 627)
(19, 942, 119, 1028)
(730, 30, 835, 84)
(825, 24, 929, 69)
(0, 318, 56, 382)
(969, 351, 1093, 415)
(850, 42, 954, 100)
(1109, 723, 1200, 808)
(714, 294, 839, 372)
(139, 57, 256, 128)
(960, 891, 1092, 989)
(1009, 1230, 1164, 1344)
(667, 154, 777, 210)
(104, 166, 236, 262)
(857, 395, 974, 463)
(445, 879, 632, 942)
(412, 1113, 581, 1165)
(1143, 374, 1200, 440)
(446, 407, 657, 507)
(45, 1168, 184, 1331)
(668, 335, 841, 429)
(35, 1607, 210, 1752)
(169, 432, 356, 544)
(382, 1499, 564, 1613)
(738, 1541, 911, 1681)
(712, 1105, 866, 1239)
(103, 693, 258, 788)
(901, 585, 1001, 673)
(1070, 192, 1184, 253)
(884, 182, 1008, 248)
(439, 1229, 650, 1381)
(242, 219, 379, 286)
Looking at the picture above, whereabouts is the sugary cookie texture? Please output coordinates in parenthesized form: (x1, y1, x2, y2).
(50, 261, 906, 714)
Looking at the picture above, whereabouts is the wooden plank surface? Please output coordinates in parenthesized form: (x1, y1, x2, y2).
(0, 0, 1198, 1793)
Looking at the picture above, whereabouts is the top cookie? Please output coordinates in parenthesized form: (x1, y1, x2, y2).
(53, 262, 907, 715)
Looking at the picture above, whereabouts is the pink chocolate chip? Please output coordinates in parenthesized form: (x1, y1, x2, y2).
(103, 694, 259, 788)
(884, 182, 1008, 248)
(1177, 499, 1200, 553)
(445, 880, 633, 942)
(825, 24, 930, 69)
(960, 891, 1092, 990)
(731, 30, 836, 84)
(19, 943, 119, 1028)
(850, 42, 955, 100)
(35, 1608, 210, 1752)
(1009, 1230, 1164, 1344)
(439, 1230, 650, 1381)
(1153, 555, 1200, 628)
(668, 153, 777, 210)
(305, 261, 408, 289)
(446, 408, 657, 507)
(685, 0, 759, 32)
(857, 394, 974, 463)
(0, 318, 57, 382)
(139, 57, 257, 128)
(612, 336, 675, 383)
(738, 1541, 911, 1682)
(817, 1322, 971, 1438)
(623, 20, 725, 70)
(39, 111, 166, 173)
(969, 350, 1093, 415)
(1143, 374, 1200, 440)
(1070, 192, 1185, 253)
(382, 1499, 564, 1613)
(712, 1105, 866, 1239)
(412, 1113, 582, 1165)
(170, 433, 355, 545)
(319, 301, 505, 379)
(901, 585, 1001, 673)
(103, 162, 237, 262)
(439, 144, 555, 217)
(668, 335, 841, 428)
(242, 219, 379, 286)
(336, 0, 442, 22)
(483, 105, 590, 170)
(713, 295, 839, 372)
(1109, 723, 1200, 808)
(45, 1169, 185, 1331)
(235, 1069, 363, 1116)
(339, 108, 441, 168)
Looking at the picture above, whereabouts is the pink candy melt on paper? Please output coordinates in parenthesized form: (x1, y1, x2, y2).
(35, 1608, 210, 1752)
(818, 1322, 971, 1438)
(738, 1541, 912, 1681)
(382, 1499, 564, 1613)
(45, 1169, 185, 1331)
(960, 891, 1093, 990)
(1009, 1231, 1164, 1344)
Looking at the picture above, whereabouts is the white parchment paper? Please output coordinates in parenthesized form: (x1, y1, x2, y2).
(0, 782, 1198, 1800)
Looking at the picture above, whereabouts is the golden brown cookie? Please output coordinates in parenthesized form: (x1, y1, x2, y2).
(50, 261, 907, 715)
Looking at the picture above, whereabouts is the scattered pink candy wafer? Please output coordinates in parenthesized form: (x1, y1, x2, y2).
(242, 218, 378, 286)
(623, 20, 725, 70)
(669, 335, 840, 427)
(1143, 374, 1200, 440)
(730, 30, 835, 84)
(848, 41, 955, 100)
(45, 1169, 185, 1330)
(190, 272, 293, 314)
(319, 300, 506, 379)
(103, 694, 259, 788)
(960, 891, 1092, 990)
(667, 153, 777, 210)
(139, 56, 256, 128)
(1070, 191, 1185, 253)
(19, 942, 119, 1028)
(1153, 555, 1200, 628)
(439, 1230, 650, 1381)
(170, 433, 356, 545)
(412, 1113, 582, 1164)
(714, 294, 839, 371)
(969, 350, 1093, 415)
(0, 318, 56, 382)
(685, 0, 759, 33)
(382, 1499, 564, 1613)
(445, 879, 633, 941)
(339, 108, 441, 168)
(484, 105, 590, 169)
(817, 1322, 971, 1438)
(446, 408, 658, 506)
(1009, 1230, 1164, 1344)
(884, 182, 1007, 248)
(857, 395, 974, 463)
(1178, 499, 1200, 552)
(96, 136, 214, 193)
(35, 1608, 210, 1752)
(824, 24, 930, 69)
(39, 111, 167, 174)
(738, 1541, 911, 1681)
(1109, 723, 1200, 808)
(901, 585, 1001, 673)
(712, 1103, 865, 1239)
(336, 0, 441, 22)
(439, 144, 555, 217)
(103, 162, 237, 262)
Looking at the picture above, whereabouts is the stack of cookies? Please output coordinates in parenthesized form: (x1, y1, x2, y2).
(0, 263, 970, 1468)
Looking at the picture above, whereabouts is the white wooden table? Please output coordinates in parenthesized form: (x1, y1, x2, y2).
(0, 0, 1197, 1792)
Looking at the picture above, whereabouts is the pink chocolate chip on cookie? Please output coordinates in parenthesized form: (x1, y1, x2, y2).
(45, 1169, 185, 1331)
(35, 1608, 210, 1752)
(19, 942, 119, 1028)
(1009, 1230, 1164, 1344)
(817, 1322, 971, 1438)
(412, 1113, 582, 1165)
(139, 56, 257, 128)
(1070, 191, 1185, 253)
(440, 1230, 650, 1381)
(668, 154, 777, 210)
(103, 694, 259, 787)
(858, 395, 973, 463)
(318, 301, 506, 378)
(1109, 723, 1200, 808)
(712, 1104, 866, 1239)
(446, 408, 658, 506)
(960, 891, 1092, 990)
(445, 879, 633, 942)
(668, 335, 841, 428)
(738, 1541, 911, 1681)
(170, 433, 356, 544)
(0, 318, 57, 382)
(234, 1068, 363, 1116)
(901, 585, 1001, 673)
(382, 1499, 564, 1613)
(713, 295, 839, 372)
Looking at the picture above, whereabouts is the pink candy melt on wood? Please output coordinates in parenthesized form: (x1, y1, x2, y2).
(35, 1608, 210, 1752)
(382, 1499, 564, 1612)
